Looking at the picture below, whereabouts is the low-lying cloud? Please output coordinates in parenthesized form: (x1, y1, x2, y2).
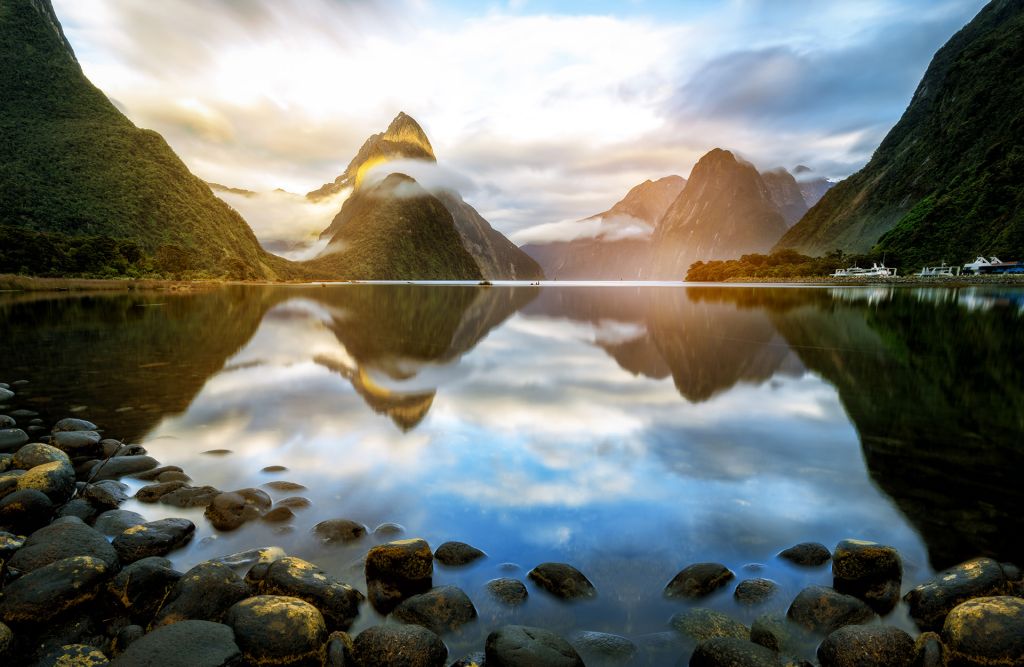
(513, 214, 652, 245)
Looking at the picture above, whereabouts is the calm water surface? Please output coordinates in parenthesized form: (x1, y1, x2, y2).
(1, 283, 1022, 657)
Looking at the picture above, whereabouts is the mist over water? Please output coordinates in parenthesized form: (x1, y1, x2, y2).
(2, 283, 1021, 656)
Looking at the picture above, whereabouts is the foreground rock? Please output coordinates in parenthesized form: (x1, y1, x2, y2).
(942, 596, 1024, 667)
(664, 562, 734, 599)
(393, 585, 477, 635)
(110, 620, 241, 667)
(91, 456, 159, 480)
(0, 488, 53, 533)
(246, 556, 363, 631)
(153, 561, 250, 626)
(16, 460, 75, 502)
(568, 630, 637, 667)
(689, 638, 781, 666)
(111, 518, 194, 564)
(227, 595, 327, 666)
(831, 539, 902, 614)
(107, 557, 182, 622)
(786, 585, 874, 635)
(365, 539, 433, 613)
(353, 624, 447, 667)
(734, 578, 778, 605)
(778, 542, 832, 567)
(487, 578, 528, 606)
(904, 557, 1010, 631)
(434, 541, 486, 566)
(817, 625, 915, 666)
(527, 562, 596, 600)
(8, 517, 118, 572)
(486, 625, 584, 667)
(669, 608, 748, 643)
(0, 555, 111, 624)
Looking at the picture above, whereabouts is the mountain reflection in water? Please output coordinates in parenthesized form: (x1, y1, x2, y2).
(1, 283, 1021, 642)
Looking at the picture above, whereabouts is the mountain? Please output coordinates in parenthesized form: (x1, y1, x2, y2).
(313, 113, 541, 280)
(306, 112, 435, 202)
(760, 168, 808, 226)
(650, 149, 789, 278)
(304, 174, 482, 280)
(792, 166, 833, 207)
(0, 0, 294, 279)
(520, 176, 686, 279)
(777, 0, 1024, 266)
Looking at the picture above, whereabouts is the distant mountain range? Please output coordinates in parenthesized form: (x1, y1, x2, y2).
(521, 176, 685, 280)
(777, 0, 1024, 266)
(523, 156, 831, 280)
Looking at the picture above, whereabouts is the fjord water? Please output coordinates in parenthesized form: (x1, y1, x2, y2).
(1, 284, 1022, 649)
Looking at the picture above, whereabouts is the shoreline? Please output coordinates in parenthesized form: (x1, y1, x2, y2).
(3, 272, 1024, 295)
(2, 388, 1023, 664)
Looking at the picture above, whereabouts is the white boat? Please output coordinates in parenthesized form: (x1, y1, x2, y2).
(919, 262, 960, 277)
(832, 263, 898, 277)
(963, 256, 1001, 274)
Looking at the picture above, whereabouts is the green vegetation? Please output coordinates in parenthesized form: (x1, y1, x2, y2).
(686, 249, 863, 281)
(0, 0, 292, 280)
(777, 0, 1024, 264)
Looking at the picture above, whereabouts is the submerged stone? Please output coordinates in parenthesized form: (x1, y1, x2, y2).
(690, 638, 781, 667)
(487, 577, 529, 606)
(486, 625, 583, 667)
(434, 541, 486, 566)
(393, 585, 478, 635)
(787, 585, 874, 635)
(528, 562, 596, 600)
(817, 625, 914, 667)
(664, 562, 735, 599)
(669, 608, 748, 643)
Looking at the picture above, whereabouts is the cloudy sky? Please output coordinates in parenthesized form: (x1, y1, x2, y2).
(54, 0, 986, 240)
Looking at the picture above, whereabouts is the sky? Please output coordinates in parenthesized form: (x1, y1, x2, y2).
(54, 0, 987, 243)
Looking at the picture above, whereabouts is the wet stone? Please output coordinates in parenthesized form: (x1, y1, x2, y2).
(135, 480, 187, 503)
(201, 449, 233, 456)
(276, 496, 312, 510)
(374, 522, 405, 537)
(0, 555, 111, 624)
(38, 643, 110, 666)
(110, 624, 145, 657)
(153, 561, 250, 626)
(262, 465, 288, 473)
(9, 409, 37, 418)
(112, 517, 195, 564)
(435, 541, 486, 566)
(817, 625, 914, 667)
(487, 577, 529, 606)
(205, 491, 263, 531)
(353, 624, 447, 667)
(51, 430, 103, 458)
(778, 542, 832, 567)
(52, 418, 98, 433)
(107, 556, 182, 621)
(734, 578, 779, 605)
(263, 480, 307, 491)
(81, 480, 129, 509)
(262, 506, 295, 522)
(90, 455, 159, 480)
(247, 556, 364, 631)
(0, 488, 53, 533)
(12, 442, 69, 470)
(787, 585, 875, 635)
(94, 509, 147, 536)
(110, 620, 241, 667)
(0, 388, 11, 402)
(451, 652, 486, 667)
(831, 539, 902, 614)
(0, 469, 23, 499)
(16, 459, 75, 502)
(568, 630, 637, 667)
(0, 452, 11, 471)
(690, 638, 782, 667)
(324, 630, 355, 667)
(486, 625, 584, 667)
(315, 518, 368, 543)
(904, 557, 1010, 631)
(365, 538, 434, 614)
(57, 497, 98, 523)
(393, 585, 478, 635)
(156, 470, 190, 483)
(749, 614, 796, 653)
(0, 429, 29, 453)
(227, 595, 327, 667)
(914, 631, 945, 667)
(159, 484, 220, 507)
(214, 546, 286, 570)
(130, 465, 183, 481)
(1, 531, 26, 566)
(0, 415, 14, 429)
(9, 517, 118, 572)
(664, 562, 735, 599)
(528, 562, 596, 600)
(669, 608, 748, 644)
(942, 596, 1024, 667)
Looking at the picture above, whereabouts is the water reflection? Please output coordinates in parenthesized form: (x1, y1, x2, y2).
(1, 283, 1021, 656)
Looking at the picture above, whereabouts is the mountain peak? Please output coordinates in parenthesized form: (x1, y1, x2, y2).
(383, 111, 434, 156)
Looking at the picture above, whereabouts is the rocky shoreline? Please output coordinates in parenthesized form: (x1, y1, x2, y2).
(718, 274, 1024, 286)
(1, 382, 1023, 666)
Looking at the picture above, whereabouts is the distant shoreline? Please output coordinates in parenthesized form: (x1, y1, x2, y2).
(3, 273, 1024, 294)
